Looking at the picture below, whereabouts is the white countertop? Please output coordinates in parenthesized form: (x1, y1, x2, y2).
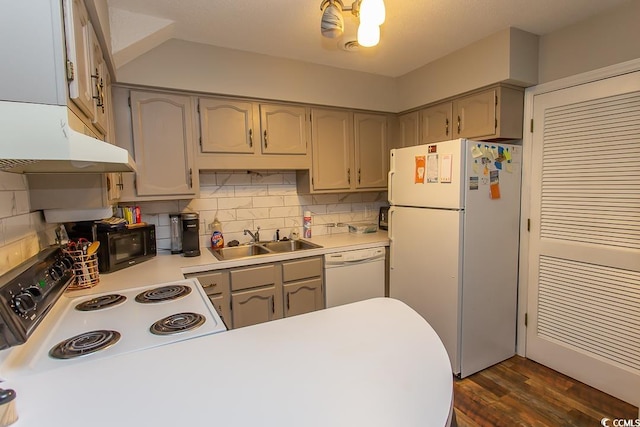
(4, 298, 453, 427)
(67, 231, 389, 296)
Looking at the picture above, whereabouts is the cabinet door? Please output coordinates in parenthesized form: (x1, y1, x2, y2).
(311, 109, 353, 191)
(89, 25, 107, 134)
(284, 278, 324, 317)
(260, 104, 308, 155)
(354, 113, 388, 190)
(397, 111, 420, 147)
(64, 0, 94, 120)
(130, 91, 196, 196)
(232, 286, 282, 328)
(420, 102, 453, 143)
(453, 89, 497, 139)
(199, 98, 256, 154)
(208, 293, 232, 330)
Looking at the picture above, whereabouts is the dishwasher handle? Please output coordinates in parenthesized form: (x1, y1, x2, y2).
(324, 248, 385, 267)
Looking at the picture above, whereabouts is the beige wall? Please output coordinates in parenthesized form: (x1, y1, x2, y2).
(117, 2, 638, 112)
(117, 39, 399, 112)
(395, 28, 538, 112)
(538, 0, 640, 84)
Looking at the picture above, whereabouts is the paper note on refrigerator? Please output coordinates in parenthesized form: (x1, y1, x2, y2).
(415, 156, 426, 184)
(489, 170, 501, 199)
(440, 154, 453, 183)
(427, 154, 439, 183)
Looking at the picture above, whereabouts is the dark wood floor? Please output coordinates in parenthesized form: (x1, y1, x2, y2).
(453, 356, 638, 427)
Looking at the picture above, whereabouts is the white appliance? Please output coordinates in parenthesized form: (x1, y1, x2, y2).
(1, 278, 226, 378)
(324, 247, 386, 307)
(388, 138, 522, 378)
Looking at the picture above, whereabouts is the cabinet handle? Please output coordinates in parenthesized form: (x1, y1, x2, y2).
(202, 282, 217, 289)
(286, 293, 290, 310)
(188, 168, 193, 188)
(457, 116, 461, 135)
(248, 129, 253, 147)
(358, 168, 361, 184)
(347, 168, 351, 184)
(263, 130, 268, 148)
(91, 68, 105, 113)
(445, 118, 449, 136)
(271, 296, 275, 314)
(117, 173, 124, 190)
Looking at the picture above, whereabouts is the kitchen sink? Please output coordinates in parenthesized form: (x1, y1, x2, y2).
(210, 244, 271, 261)
(210, 240, 322, 261)
(261, 240, 322, 253)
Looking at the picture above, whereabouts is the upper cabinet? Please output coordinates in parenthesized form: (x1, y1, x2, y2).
(420, 102, 453, 144)
(63, 0, 111, 139)
(199, 98, 255, 154)
(393, 85, 525, 148)
(259, 104, 308, 155)
(113, 87, 198, 201)
(354, 113, 388, 190)
(297, 109, 389, 193)
(396, 111, 420, 148)
(197, 97, 310, 170)
(452, 86, 523, 140)
(308, 108, 353, 191)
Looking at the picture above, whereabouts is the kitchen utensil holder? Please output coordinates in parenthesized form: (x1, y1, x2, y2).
(63, 248, 100, 290)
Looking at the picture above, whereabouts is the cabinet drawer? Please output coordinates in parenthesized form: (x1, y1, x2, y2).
(282, 257, 323, 282)
(195, 271, 230, 295)
(231, 264, 277, 291)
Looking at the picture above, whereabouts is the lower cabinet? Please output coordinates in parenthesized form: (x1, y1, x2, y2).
(284, 279, 323, 317)
(282, 257, 324, 318)
(187, 255, 324, 330)
(230, 264, 282, 329)
(232, 286, 281, 328)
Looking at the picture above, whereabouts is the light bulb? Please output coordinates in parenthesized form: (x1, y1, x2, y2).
(357, 22, 380, 47)
(360, 0, 385, 26)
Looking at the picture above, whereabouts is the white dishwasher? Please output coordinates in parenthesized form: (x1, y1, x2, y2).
(324, 247, 386, 308)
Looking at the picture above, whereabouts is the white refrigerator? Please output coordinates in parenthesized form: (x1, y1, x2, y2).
(388, 138, 522, 378)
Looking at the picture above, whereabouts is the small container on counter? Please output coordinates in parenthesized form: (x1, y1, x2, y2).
(303, 211, 312, 238)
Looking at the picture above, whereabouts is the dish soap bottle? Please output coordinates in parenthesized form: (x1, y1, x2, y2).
(211, 218, 224, 249)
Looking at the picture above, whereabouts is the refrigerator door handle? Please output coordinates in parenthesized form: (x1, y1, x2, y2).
(388, 170, 395, 204)
(388, 206, 395, 270)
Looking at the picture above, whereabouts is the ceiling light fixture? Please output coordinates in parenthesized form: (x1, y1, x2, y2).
(320, 0, 385, 47)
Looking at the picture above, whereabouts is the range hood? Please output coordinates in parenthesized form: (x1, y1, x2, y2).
(0, 101, 136, 174)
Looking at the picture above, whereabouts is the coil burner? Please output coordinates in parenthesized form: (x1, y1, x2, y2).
(75, 294, 127, 311)
(135, 284, 192, 304)
(150, 312, 206, 336)
(49, 330, 121, 359)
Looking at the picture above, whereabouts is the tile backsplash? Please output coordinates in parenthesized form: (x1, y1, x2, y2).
(134, 171, 388, 253)
(0, 172, 56, 276)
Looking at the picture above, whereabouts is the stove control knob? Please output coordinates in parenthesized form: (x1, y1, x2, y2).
(12, 291, 37, 315)
(61, 256, 74, 270)
(49, 264, 65, 281)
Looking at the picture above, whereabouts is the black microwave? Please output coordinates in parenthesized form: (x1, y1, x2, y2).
(93, 225, 156, 273)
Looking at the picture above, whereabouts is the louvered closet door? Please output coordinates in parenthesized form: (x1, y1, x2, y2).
(527, 71, 640, 407)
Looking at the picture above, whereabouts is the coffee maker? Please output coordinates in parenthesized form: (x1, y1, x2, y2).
(180, 213, 200, 257)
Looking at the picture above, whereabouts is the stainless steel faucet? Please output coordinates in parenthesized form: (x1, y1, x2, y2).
(243, 226, 260, 243)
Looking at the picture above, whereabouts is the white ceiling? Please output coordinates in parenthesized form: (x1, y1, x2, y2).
(105, 0, 630, 77)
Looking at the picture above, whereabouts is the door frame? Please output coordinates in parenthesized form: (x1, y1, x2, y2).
(517, 57, 640, 356)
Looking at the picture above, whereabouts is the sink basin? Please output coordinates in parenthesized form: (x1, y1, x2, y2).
(209, 240, 323, 260)
(210, 244, 271, 261)
(261, 240, 322, 253)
